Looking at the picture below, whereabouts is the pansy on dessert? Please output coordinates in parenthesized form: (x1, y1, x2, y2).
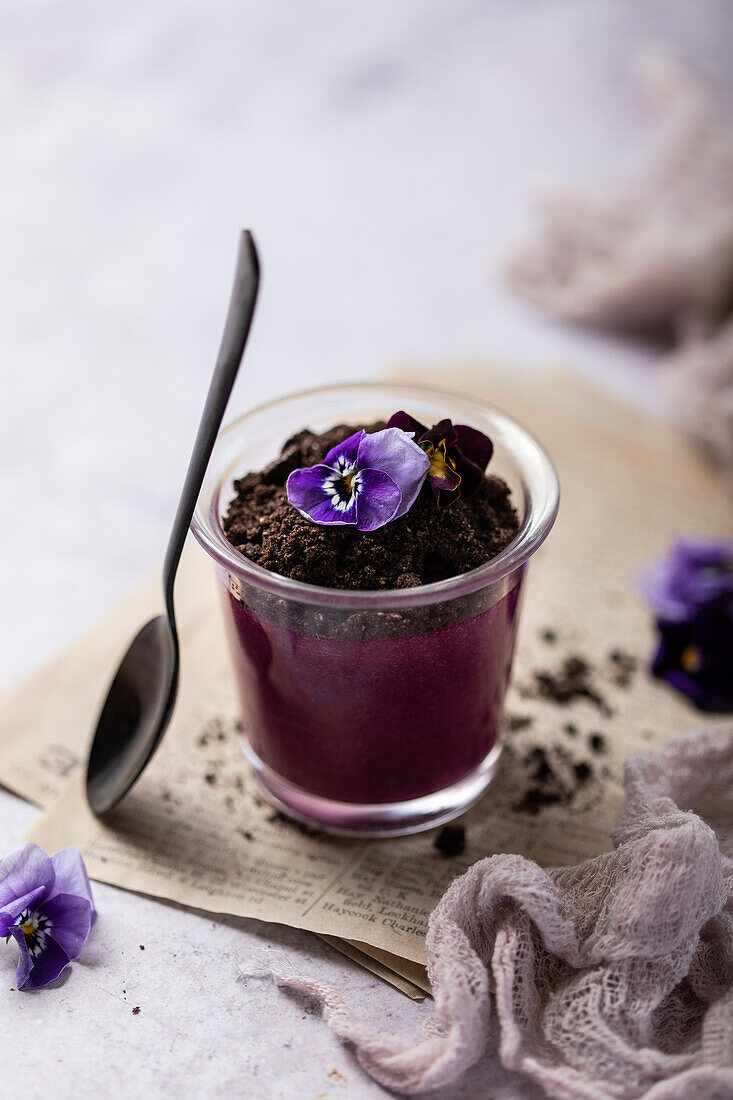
(286, 414, 494, 529)
(287, 426, 430, 531)
(638, 537, 733, 712)
(387, 412, 493, 506)
(1, 843, 95, 989)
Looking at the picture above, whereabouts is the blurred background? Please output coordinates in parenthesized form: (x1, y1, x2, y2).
(2, 0, 732, 682)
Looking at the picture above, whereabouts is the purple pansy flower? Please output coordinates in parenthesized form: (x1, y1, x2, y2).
(387, 412, 493, 506)
(638, 538, 733, 712)
(1, 843, 95, 989)
(286, 427, 430, 531)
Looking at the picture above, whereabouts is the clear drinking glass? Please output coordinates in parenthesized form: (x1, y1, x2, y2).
(191, 383, 559, 836)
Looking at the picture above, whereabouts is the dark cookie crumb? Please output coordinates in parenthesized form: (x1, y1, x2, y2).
(508, 714, 533, 731)
(222, 422, 519, 590)
(589, 733, 607, 754)
(528, 747, 553, 782)
(514, 787, 565, 815)
(541, 629, 557, 644)
(512, 743, 597, 815)
(608, 649, 637, 689)
(139, 945, 145, 951)
(434, 824, 466, 857)
(132, 1006, 140, 1015)
(534, 656, 611, 714)
(564, 723, 578, 737)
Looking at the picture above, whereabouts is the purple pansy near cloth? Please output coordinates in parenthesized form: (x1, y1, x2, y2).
(1, 843, 95, 989)
(638, 538, 733, 712)
(269, 723, 733, 1097)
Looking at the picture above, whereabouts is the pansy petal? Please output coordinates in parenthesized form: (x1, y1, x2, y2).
(8, 926, 33, 988)
(420, 419, 458, 449)
(454, 424, 493, 472)
(386, 411, 425, 437)
(669, 541, 733, 608)
(0, 843, 54, 910)
(638, 558, 688, 620)
(638, 538, 733, 621)
(354, 470, 401, 532)
(455, 456, 483, 497)
(42, 893, 93, 959)
(0, 885, 46, 934)
(323, 430, 364, 470)
(305, 494, 358, 526)
(357, 428, 430, 520)
(673, 537, 733, 570)
(287, 465, 358, 526)
(15, 930, 71, 990)
(49, 847, 95, 913)
(651, 602, 733, 712)
(429, 465, 462, 494)
(287, 464, 338, 511)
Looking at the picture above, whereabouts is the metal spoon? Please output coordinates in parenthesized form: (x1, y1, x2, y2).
(86, 230, 260, 815)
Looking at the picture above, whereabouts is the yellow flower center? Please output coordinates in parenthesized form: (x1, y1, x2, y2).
(14, 909, 51, 957)
(422, 439, 460, 485)
(680, 645, 702, 673)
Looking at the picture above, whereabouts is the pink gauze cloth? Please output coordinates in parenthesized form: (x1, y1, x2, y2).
(274, 724, 733, 1098)
(505, 54, 733, 341)
(505, 53, 733, 479)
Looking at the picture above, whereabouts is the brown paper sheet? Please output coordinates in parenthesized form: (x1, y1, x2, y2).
(320, 937, 430, 999)
(2, 368, 730, 990)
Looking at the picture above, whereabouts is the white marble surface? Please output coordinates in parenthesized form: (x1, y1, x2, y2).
(1, 3, 731, 1096)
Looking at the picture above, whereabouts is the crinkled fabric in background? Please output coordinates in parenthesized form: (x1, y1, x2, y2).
(507, 54, 733, 479)
(274, 724, 733, 1097)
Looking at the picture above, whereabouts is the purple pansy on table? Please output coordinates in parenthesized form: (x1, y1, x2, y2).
(387, 412, 493, 506)
(1, 843, 95, 989)
(287, 427, 430, 531)
(638, 537, 733, 712)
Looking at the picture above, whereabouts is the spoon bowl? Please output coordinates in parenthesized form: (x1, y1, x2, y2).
(86, 231, 260, 815)
(86, 617, 177, 814)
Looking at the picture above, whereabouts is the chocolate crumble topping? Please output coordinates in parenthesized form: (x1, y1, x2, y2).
(222, 423, 519, 590)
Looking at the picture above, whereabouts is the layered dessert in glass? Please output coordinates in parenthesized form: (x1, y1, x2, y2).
(191, 383, 559, 835)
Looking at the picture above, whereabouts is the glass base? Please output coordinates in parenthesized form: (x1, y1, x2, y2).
(243, 741, 503, 837)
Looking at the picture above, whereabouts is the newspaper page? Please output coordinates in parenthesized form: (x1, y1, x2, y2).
(2, 369, 730, 981)
(0, 550, 428, 996)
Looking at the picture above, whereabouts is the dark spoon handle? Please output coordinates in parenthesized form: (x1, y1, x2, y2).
(162, 231, 260, 627)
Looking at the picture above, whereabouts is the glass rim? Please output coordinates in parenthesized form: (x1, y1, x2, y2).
(190, 381, 560, 609)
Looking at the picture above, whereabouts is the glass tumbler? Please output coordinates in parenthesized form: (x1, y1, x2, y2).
(191, 383, 559, 835)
